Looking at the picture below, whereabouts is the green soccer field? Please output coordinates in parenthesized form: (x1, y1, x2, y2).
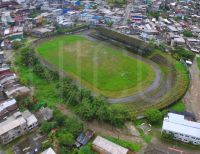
(36, 35, 155, 98)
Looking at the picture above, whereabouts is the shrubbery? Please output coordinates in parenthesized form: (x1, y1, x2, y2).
(144, 108, 163, 124)
(171, 47, 195, 60)
(12, 41, 23, 50)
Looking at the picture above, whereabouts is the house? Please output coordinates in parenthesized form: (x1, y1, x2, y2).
(0, 99, 18, 119)
(92, 136, 133, 154)
(162, 113, 200, 145)
(0, 73, 17, 85)
(75, 130, 94, 148)
(4, 85, 30, 98)
(172, 37, 185, 46)
(31, 28, 53, 38)
(36, 107, 53, 123)
(41, 147, 56, 154)
(0, 110, 38, 144)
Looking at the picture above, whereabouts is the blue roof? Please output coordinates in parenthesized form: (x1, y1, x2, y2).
(62, 8, 71, 14)
(92, 15, 100, 20)
(75, 1, 81, 6)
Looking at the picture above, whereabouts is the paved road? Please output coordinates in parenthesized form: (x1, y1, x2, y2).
(184, 56, 200, 121)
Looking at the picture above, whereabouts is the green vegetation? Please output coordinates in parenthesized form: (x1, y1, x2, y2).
(138, 129, 152, 143)
(28, 10, 41, 18)
(106, 136, 141, 152)
(171, 47, 195, 60)
(40, 121, 56, 133)
(56, 24, 89, 34)
(78, 142, 97, 154)
(36, 35, 155, 98)
(148, 12, 160, 20)
(12, 41, 23, 50)
(182, 30, 194, 37)
(162, 131, 174, 140)
(197, 57, 200, 70)
(144, 108, 163, 124)
(107, 0, 127, 4)
(170, 101, 186, 112)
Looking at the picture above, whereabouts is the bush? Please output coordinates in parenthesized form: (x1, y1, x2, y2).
(144, 108, 163, 124)
(40, 122, 55, 133)
(57, 131, 75, 146)
(41, 140, 52, 150)
(12, 41, 23, 50)
(108, 107, 131, 128)
(162, 131, 174, 140)
(171, 47, 195, 60)
(64, 116, 83, 137)
(106, 136, 140, 152)
(182, 30, 194, 37)
(53, 110, 66, 126)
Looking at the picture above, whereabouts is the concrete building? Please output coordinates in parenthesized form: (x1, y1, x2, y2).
(0, 110, 38, 144)
(162, 113, 200, 145)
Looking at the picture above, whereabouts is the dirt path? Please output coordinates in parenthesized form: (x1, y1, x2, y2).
(184, 56, 200, 121)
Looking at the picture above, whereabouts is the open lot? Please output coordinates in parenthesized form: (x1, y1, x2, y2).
(36, 35, 155, 98)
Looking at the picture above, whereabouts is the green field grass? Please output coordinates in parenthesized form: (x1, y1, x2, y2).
(197, 57, 200, 70)
(170, 101, 186, 112)
(36, 35, 155, 98)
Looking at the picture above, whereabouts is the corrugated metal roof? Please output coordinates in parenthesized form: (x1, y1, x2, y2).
(0, 99, 16, 112)
(93, 136, 128, 154)
(162, 113, 200, 138)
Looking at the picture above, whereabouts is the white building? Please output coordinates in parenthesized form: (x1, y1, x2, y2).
(92, 136, 129, 154)
(0, 110, 38, 144)
(41, 147, 56, 154)
(162, 113, 200, 145)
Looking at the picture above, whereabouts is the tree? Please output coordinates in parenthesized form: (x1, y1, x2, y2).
(40, 122, 55, 133)
(16, 96, 35, 109)
(172, 47, 195, 60)
(108, 107, 130, 127)
(53, 110, 66, 126)
(162, 131, 174, 140)
(12, 41, 23, 50)
(182, 30, 194, 37)
(57, 131, 74, 146)
(96, 103, 109, 122)
(75, 98, 95, 121)
(64, 116, 83, 137)
(41, 140, 52, 150)
(144, 108, 163, 124)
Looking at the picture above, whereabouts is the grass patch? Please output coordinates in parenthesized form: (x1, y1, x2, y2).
(36, 35, 155, 98)
(105, 136, 141, 152)
(197, 57, 200, 70)
(78, 142, 97, 154)
(170, 101, 186, 112)
(15, 60, 61, 107)
(139, 130, 152, 143)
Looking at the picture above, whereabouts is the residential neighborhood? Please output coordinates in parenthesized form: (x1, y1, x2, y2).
(0, 0, 200, 154)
